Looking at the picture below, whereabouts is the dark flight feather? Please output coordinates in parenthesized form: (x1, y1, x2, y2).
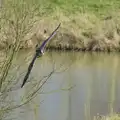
(38, 23, 61, 53)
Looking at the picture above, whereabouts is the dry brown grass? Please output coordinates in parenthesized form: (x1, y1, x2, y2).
(1, 4, 120, 52)
(15, 10, 120, 52)
(94, 114, 120, 120)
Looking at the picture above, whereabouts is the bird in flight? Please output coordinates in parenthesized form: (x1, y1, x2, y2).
(21, 23, 61, 88)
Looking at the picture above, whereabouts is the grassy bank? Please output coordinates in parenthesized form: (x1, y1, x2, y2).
(1, 0, 120, 52)
(94, 114, 120, 120)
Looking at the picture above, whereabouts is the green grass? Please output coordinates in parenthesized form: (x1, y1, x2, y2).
(34, 0, 120, 16)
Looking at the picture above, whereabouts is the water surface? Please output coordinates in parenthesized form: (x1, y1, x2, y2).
(8, 51, 120, 120)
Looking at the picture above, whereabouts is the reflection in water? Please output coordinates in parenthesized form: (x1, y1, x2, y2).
(7, 51, 120, 120)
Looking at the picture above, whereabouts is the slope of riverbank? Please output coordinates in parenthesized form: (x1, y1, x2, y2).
(1, 0, 120, 52)
(18, 12, 120, 52)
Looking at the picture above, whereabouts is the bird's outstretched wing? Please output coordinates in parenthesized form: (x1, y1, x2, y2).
(21, 23, 61, 88)
(38, 23, 61, 52)
(21, 53, 38, 88)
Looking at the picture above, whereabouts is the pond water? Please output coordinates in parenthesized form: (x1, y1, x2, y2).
(7, 50, 120, 120)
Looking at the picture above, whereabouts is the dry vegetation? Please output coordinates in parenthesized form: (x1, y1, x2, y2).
(1, 0, 120, 52)
(28, 12, 120, 52)
(94, 114, 120, 120)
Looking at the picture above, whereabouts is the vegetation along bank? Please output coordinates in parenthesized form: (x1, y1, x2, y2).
(1, 0, 120, 52)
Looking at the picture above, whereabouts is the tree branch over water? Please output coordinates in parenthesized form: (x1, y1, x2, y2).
(0, 1, 73, 120)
